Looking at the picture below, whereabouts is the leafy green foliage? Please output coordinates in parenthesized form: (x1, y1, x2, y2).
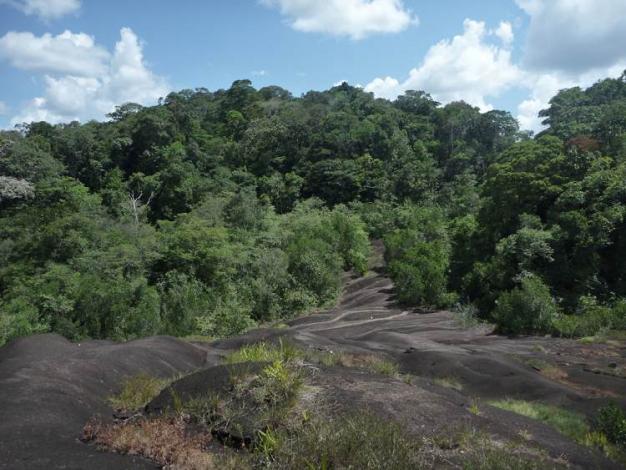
(384, 205, 454, 307)
(2, 74, 626, 344)
(492, 274, 559, 335)
(595, 403, 626, 448)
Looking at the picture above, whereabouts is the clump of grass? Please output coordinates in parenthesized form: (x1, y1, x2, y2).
(462, 447, 561, 470)
(456, 428, 564, 470)
(312, 350, 399, 376)
(369, 357, 400, 376)
(225, 340, 302, 365)
(468, 400, 481, 416)
(251, 360, 303, 406)
(489, 399, 588, 442)
(524, 358, 568, 381)
(454, 303, 481, 328)
(434, 376, 463, 391)
(82, 415, 245, 469)
(184, 358, 304, 445)
(108, 374, 169, 411)
(226, 341, 400, 377)
(264, 413, 425, 469)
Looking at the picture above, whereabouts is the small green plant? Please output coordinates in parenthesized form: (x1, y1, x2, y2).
(108, 374, 169, 411)
(257, 428, 280, 460)
(468, 400, 481, 416)
(255, 360, 302, 405)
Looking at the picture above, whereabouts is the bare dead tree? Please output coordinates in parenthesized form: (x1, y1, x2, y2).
(127, 191, 154, 227)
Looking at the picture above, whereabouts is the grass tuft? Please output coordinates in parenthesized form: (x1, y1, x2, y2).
(108, 374, 169, 411)
(434, 376, 463, 391)
(225, 339, 302, 365)
(489, 399, 588, 442)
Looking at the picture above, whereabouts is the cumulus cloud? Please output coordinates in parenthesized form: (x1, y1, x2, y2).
(2, 27, 169, 125)
(512, 0, 626, 131)
(261, 0, 416, 40)
(365, 12, 626, 133)
(1, 0, 80, 20)
(365, 19, 521, 110)
(494, 21, 514, 45)
(516, 63, 626, 132)
(516, 0, 626, 74)
(0, 30, 110, 76)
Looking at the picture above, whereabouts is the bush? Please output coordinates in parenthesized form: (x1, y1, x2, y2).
(0, 298, 48, 346)
(159, 272, 212, 336)
(553, 296, 626, 338)
(492, 274, 558, 335)
(595, 403, 626, 448)
(386, 237, 451, 307)
(384, 204, 454, 308)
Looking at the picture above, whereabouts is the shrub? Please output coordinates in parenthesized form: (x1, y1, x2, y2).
(384, 205, 453, 308)
(595, 403, 626, 448)
(492, 274, 558, 335)
(0, 298, 48, 346)
(158, 272, 212, 336)
(553, 296, 626, 338)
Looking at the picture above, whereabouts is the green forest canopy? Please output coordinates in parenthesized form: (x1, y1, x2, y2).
(1, 74, 626, 345)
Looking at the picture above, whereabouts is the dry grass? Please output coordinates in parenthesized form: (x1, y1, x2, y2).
(524, 358, 568, 381)
(433, 376, 463, 391)
(316, 350, 399, 376)
(82, 416, 244, 469)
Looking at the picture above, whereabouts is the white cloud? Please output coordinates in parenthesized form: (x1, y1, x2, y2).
(494, 21, 514, 45)
(515, 0, 626, 74)
(516, 63, 626, 132)
(512, 0, 626, 131)
(363, 76, 400, 98)
(1, 0, 80, 20)
(0, 30, 110, 76)
(252, 70, 268, 76)
(365, 13, 626, 133)
(0, 101, 8, 115)
(261, 0, 416, 40)
(365, 19, 521, 110)
(5, 27, 169, 125)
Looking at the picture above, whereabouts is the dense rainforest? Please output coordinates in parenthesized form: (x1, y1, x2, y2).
(1, 74, 626, 346)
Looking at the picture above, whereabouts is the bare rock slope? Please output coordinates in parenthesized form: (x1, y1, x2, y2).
(1, 245, 625, 468)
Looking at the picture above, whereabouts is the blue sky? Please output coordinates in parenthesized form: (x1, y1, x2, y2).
(1, 0, 625, 131)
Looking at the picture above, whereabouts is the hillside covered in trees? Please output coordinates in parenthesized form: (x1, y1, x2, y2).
(1, 73, 626, 345)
